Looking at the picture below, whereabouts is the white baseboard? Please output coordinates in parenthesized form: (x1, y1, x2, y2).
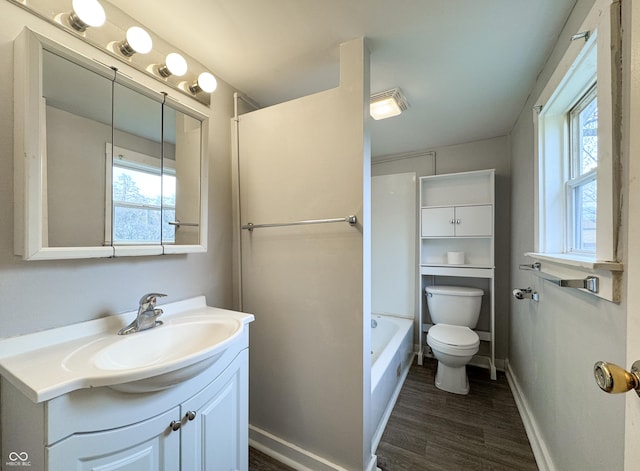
(505, 360, 555, 471)
(249, 425, 377, 471)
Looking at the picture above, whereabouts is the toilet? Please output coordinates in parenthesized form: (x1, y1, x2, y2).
(425, 285, 483, 395)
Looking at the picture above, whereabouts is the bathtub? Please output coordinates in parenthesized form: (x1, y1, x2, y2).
(370, 314, 414, 452)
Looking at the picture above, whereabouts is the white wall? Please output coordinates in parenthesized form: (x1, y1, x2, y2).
(372, 136, 511, 361)
(0, 2, 235, 340)
(508, 1, 627, 470)
(237, 39, 372, 470)
(371, 173, 416, 319)
(46, 106, 110, 247)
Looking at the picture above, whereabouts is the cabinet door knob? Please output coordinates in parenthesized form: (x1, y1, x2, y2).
(450, 218, 455, 224)
(170, 420, 182, 431)
(456, 219, 461, 224)
(186, 410, 197, 421)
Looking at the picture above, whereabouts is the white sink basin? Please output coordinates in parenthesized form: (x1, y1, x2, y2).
(0, 297, 254, 402)
(62, 315, 243, 393)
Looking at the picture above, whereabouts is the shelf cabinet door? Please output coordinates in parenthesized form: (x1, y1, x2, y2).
(47, 406, 181, 470)
(455, 205, 492, 236)
(421, 207, 455, 237)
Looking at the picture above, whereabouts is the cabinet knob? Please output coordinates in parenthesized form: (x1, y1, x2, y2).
(456, 219, 461, 224)
(186, 410, 197, 421)
(450, 218, 455, 224)
(170, 420, 182, 431)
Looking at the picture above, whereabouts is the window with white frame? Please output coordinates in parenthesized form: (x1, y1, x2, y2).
(529, 0, 622, 302)
(535, 35, 598, 259)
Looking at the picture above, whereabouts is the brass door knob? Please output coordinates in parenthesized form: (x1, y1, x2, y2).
(594, 361, 640, 396)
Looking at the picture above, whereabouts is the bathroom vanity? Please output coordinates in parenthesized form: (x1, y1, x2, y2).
(0, 297, 253, 470)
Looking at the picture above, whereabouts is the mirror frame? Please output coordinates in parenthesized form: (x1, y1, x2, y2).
(14, 27, 208, 260)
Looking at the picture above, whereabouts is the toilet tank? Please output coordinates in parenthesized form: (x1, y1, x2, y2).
(425, 285, 483, 328)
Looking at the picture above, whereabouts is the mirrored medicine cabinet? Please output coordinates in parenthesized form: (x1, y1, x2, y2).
(14, 27, 209, 260)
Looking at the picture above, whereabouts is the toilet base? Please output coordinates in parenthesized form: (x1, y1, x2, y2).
(434, 362, 470, 395)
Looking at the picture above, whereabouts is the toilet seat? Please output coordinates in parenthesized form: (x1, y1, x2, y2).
(427, 324, 480, 356)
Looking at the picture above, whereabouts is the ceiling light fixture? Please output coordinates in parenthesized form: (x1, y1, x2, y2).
(370, 88, 409, 120)
(158, 52, 188, 77)
(118, 26, 153, 57)
(67, 0, 106, 32)
(189, 72, 218, 94)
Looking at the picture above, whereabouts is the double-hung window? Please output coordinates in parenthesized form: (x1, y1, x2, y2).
(529, 0, 622, 302)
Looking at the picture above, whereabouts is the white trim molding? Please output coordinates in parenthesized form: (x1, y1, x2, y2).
(249, 425, 377, 471)
(505, 360, 556, 471)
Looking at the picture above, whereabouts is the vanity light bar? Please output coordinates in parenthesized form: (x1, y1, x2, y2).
(10, 0, 218, 106)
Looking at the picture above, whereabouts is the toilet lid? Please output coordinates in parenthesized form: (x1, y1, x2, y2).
(427, 324, 480, 348)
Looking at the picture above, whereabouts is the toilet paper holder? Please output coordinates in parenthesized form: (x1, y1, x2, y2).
(513, 287, 539, 302)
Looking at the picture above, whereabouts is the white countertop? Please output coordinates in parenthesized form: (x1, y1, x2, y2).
(0, 296, 254, 403)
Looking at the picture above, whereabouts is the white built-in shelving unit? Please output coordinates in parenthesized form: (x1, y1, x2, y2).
(418, 169, 496, 379)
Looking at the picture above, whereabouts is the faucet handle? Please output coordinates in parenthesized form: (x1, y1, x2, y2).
(139, 292, 167, 308)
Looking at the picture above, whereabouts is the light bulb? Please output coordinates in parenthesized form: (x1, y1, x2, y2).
(69, 0, 105, 32)
(158, 53, 188, 78)
(119, 26, 153, 57)
(189, 72, 217, 94)
(370, 98, 402, 120)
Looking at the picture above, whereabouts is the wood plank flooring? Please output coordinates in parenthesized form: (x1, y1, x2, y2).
(249, 447, 296, 471)
(376, 358, 538, 471)
(249, 358, 538, 470)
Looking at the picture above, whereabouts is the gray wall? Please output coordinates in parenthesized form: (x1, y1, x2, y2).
(0, 2, 235, 338)
(372, 135, 511, 361)
(238, 39, 372, 470)
(509, 1, 626, 469)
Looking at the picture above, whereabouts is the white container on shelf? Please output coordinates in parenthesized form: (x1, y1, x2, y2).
(447, 251, 465, 265)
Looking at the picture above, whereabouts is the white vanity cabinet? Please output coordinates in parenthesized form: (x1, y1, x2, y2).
(3, 349, 248, 471)
(0, 298, 253, 471)
(418, 169, 497, 379)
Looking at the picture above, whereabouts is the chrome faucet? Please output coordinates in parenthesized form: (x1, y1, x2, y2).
(118, 293, 167, 335)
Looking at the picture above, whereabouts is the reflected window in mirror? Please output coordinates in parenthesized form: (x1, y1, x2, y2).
(106, 146, 175, 245)
(109, 82, 163, 246)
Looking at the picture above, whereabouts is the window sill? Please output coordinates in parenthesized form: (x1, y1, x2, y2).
(524, 252, 623, 303)
(525, 252, 623, 271)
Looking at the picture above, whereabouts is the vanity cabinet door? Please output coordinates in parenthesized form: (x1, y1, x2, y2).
(181, 350, 249, 471)
(47, 406, 180, 470)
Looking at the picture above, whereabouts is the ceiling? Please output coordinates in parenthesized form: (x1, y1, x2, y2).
(108, 0, 577, 158)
